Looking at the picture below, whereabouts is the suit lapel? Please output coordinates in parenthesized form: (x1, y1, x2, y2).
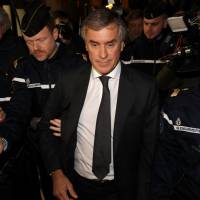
(62, 64, 91, 143)
(62, 62, 136, 154)
(113, 64, 136, 155)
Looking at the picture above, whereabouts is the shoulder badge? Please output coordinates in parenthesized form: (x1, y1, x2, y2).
(175, 117, 181, 126)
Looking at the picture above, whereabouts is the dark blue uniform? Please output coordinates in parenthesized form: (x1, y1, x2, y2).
(121, 31, 175, 76)
(0, 42, 81, 200)
(152, 86, 200, 200)
(0, 29, 27, 112)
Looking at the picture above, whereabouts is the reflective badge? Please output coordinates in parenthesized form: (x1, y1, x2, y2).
(26, 78, 30, 87)
(176, 117, 181, 126)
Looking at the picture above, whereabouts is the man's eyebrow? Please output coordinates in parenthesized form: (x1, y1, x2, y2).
(89, 40, 99, 43)
(106, 39, 117, 43)
(144, 19, 161, 23)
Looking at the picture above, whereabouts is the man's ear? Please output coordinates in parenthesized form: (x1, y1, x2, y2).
(121, 42, 125, 51)
(52, 27, 59, 40)
(85, 43, 88, 51)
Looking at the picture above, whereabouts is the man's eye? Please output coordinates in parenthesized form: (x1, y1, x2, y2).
(108, 43, 114, 47)
(38, 38, 47, 42)
(26, 41, 33, 46)
(91, 43, 98, 47)
(152, 23, 159, 26)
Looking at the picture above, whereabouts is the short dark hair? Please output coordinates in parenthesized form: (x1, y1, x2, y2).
(51, 10, 73, 30)
(81, 8, 126, 42)
(126, 9, 143, 23)
(144, 2, 168, 19)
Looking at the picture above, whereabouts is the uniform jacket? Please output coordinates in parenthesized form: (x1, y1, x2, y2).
(0, 42, 75, 151)
(0, 29, 27, 112)
(39, 61, 159, 200)
(152, 86, 200, 200)
(121, 31, 175, 76)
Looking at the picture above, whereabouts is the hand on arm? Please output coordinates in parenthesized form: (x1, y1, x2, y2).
(50, 118, 61, 137)
(51, 169, 78, 200)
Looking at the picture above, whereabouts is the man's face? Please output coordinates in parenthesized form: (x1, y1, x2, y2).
(143, 16, 167, 39)
(23, 26, 58, 61)
(128, 18, 143, 40)
(85, 23, 124, 75)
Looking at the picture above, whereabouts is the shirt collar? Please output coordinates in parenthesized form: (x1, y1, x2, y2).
(91, 62, 121, 80)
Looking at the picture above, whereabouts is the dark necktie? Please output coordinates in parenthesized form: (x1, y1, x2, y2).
(92, 76, 111, 179)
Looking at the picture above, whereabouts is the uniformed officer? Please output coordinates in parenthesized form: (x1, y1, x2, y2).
(0, 7, 27, 123)
(121, 2, 175, 76)
(0, 2, 80, 200)
(151, 52, 200, 199)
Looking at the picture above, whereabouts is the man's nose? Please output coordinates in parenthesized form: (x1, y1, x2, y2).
(99, 46, 108, 59)
(33, 41, 39, 50)
(146, 24, 152, 32)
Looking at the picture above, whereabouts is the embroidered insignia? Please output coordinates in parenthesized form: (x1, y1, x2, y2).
(26, 78, 30, 87)
(176, 118, 181, 126)
(82, 54, 88, 61)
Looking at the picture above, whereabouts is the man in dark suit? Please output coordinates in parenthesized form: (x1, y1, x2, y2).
(39, 8, 159, 200)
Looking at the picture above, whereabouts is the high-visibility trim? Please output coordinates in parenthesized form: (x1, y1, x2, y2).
(28, 83, 55, 89)
(162, 111, 200, 134)
(122, 59, 169, 64)
(162, 112, 173, 125)
(0, 97, 11, 102)
(41, 84, 55, 89)
(12, 77, 26, 83)
(174, 125, 200, 134)
(28, 83, 41, 88)
(12, 78, 56, 89)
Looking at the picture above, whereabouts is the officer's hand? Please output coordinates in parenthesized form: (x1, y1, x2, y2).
(51, 169, 78, 200)
(50, 119, 61, 137)
(0, 107, 6, 123)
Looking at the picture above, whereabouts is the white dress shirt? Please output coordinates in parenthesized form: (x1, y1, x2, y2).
(74, 62, 121, 180)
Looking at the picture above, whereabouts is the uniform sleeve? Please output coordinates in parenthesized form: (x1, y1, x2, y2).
(137, 80, 160, 200)
(38, 73, 70, 174)
(0, 60, 32, 151)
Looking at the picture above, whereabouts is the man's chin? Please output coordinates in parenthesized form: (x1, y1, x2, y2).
(33, 55, 47, 61)
(94, 65, 115, 74)
(146, 35, 156, 40)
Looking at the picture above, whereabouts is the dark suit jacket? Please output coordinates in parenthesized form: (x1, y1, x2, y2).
(39, 58, 159, 200)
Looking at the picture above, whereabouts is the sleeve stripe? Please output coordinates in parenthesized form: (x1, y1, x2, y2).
(0, 97, 11, 102)
(12, 77, 26, 83)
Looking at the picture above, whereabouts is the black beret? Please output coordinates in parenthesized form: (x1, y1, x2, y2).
(144, 2, 167, 19)
(21, 1, 51, 37)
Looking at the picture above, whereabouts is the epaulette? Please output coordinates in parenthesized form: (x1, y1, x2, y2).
(81, 53, 88, 61)
(170, 88, 180, 97)
(170, 88, 191, 97)
(179, 88, 193, 94)
(14, 57, 26, 68)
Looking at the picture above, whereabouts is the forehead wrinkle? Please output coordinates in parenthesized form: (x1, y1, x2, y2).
(89, 38, 117, 44)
